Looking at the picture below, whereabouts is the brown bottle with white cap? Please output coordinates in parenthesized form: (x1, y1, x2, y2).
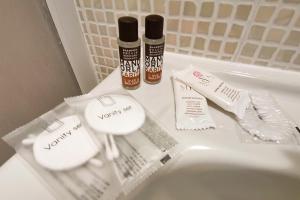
(118, 16, 141, 90)
(143, 14, 165, 84)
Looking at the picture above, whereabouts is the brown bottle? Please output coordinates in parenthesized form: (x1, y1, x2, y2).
(118, 16, 141, 90)
(143, 15, 165, 84)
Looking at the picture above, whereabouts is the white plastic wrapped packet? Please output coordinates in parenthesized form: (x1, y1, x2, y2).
(3, 103, 122, 200)
(173, 65, 250, 119)
(237, 92, 300, 144)
(65, 89, 186, 195)
(172, 77, 216, 130)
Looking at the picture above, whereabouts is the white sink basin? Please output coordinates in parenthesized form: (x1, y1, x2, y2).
(1, 52, 300, 200)
(124, 148, 300, 200)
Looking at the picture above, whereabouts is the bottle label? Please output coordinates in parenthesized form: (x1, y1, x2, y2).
(119, 46, 141, 88)
(144, 43, 164, 83)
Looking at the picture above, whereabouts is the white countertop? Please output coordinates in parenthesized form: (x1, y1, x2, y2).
(1, 52, 300, 200)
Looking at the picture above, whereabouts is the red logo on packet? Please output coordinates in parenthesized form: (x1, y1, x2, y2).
(193, 71, 202, 79)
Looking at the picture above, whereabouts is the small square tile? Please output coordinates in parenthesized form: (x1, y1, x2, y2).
(255, 6, 275, 23)
(218, 3, 233, 18)
(181, 20, 194, 34)
(95, 47, 103, 56)
(265, 28, 285, 43)
(93, 0, 102, 9)
(103, 49, 113, 58)
(224, 42, 237, 54)
(98, 25, 107, 35)
(200, 2, 214, 17)
(235, 4, 252, 21)
(208, 40, 221, 53)
(183, 1, 196, 17)
(275, 49, 295, 62)
(92, 35, 101, 46)
(197, 21, 210, 34)
(105, 12, 115, 24)
(194, 37, 205, 50)
(128, 0, 138, 11)
(169, 1, 181, 16)
(258, 46, 276, 59)
(274, 8, 295, 26)
(154, 0, 165, 14)
(166, 47, 175, 52)
(238, 57, 252, 64)
(106, 58, 114, 66)
(110, 38, 118, 48)
(113, 60, 119, 67)
(284, 30, 300, 46)
(115, 0, 125, 9)
(82, 0, 92, 8)
(141, 0, 151, 12)
(192, 52, 203, 57)
(95, 11, 105, 22)
(89, 23, 98, 34)
(228, 24, 243, 38)
(241, 43, 258, 57)
(103, 0, 113, 9)
(166, 33, 177, 45)
(101, 37, 110, 47)
(108, 26, 117, 37)
(167, 19, 179, 31)
(248, 25, 265, 40)
(180, 36, 191, 47)
(178, 49, 189, 54)
(254, 60, 268, 66)
(86, 9, 95, 21)
(113, 50, 119, 58)
(213, 22, 227, 36)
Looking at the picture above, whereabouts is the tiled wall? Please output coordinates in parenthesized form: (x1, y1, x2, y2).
(74, 0, 300, 82)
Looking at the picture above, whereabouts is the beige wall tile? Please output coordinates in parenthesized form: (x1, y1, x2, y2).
(228, 24, 243, 38)
(86, 9, 95, 21)
(101, 37, 110, 47)
(200, 2, 214, 18)
(209, 40, 221, 53)
(83, 0, 92, 8)
(141, 0, 151, 12)
(235, 4, 252, 21)
(105, 11, 115, 24)
(166, 33, 177, 45)
(224, 42, 237, 54)
(194, 37, 205, 50)
(183, 1, 196, 17)
(128, 0, 138, 11)
(218, 3, 233, 18)
(95, 47, 103, 56)
(248, 25, 265, 40)
(255, 6, 275, 23)
(169, 1, 181, 16)
(154, 0, 165, 14)
(167, 19, 179, 31)
(197, 21, 210, 34)
(98, 25, 107, 35)
(95, 10, 105, 22)
(92, 35, 101, 46)
(93, 0, 102, 9)
(115, 0, 125, 10)
(180, 36, 191, 47)
(274, 8, 295, 26)
(241, 43, 258, 57)
(258, 46, 276, 59)
(284, 30, 300, 46)
(181, 20, 194, 34)
(265, 28, 285, 43)
(103, 0, 113, 9)
(89, 23, 98, 34)
(108, 26, 117, 37)
(275, 49, 295, 62)
(213, 22, 227, 36)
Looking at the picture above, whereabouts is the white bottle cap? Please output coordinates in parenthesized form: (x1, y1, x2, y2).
(33, 115, 99, 171)
(84, 94, 145, 135)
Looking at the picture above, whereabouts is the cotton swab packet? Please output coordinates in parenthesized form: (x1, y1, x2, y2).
(65, 92, 146, 161)
(237, 92, 299, 144)
(173, 65, 250, 119)
(172, 77, 215, 130)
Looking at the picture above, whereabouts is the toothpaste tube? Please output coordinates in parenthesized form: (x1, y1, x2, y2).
(173, 65, 250, 119)
(172, 77, 216, 130)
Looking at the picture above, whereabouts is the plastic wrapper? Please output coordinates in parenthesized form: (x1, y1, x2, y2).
(65, 89, 186, 195)
(172, 77, 216, 130)
(237, 92, 300, 144)
(173, 65, 250, 119)
(3, 103, 121, 200)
